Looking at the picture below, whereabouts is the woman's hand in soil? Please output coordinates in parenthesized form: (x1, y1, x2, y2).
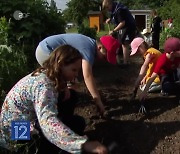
(82, 141, 108, 154)
(96, 100, 105, 116)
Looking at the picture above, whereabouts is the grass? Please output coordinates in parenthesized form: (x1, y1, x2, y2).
(97, 30, 109, 37)
(66, 26, 78, 33)
(65, 24, 110, 38)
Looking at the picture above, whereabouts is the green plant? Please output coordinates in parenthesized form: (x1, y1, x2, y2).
(0, 0, 67, 76)
(78, 24, 97, 39)
(158, 0, 180, 49)
(0, 46, 28, 99)
(0, 17, 10, 44)
(0, 16, 28, 102)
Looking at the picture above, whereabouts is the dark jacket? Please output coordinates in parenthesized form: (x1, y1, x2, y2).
(110, 2, 136, 30)
(151, 16, 162, 33)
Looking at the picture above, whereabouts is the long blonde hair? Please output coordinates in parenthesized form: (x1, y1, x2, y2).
(32, 45, 82, 91)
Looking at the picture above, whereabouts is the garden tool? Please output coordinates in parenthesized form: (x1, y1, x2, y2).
(138, 100, 147, 114)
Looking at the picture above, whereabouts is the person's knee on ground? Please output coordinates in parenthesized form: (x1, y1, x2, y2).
(61, 115, 86, 136)
(57, 89, 86, 135)
(139, 82, 161, 93)
(148, 82, 161, 93)
(161, 81, 176, 95)
(161, 71, 180, 95)
(58, 89, 78, 116)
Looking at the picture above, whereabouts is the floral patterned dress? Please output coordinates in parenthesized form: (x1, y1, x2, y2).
(0, 72, 87, 153)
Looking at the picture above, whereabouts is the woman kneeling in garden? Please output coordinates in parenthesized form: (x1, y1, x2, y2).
(0, 45, 107, 154)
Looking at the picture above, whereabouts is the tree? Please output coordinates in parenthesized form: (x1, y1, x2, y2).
(116, 0, 170, 9)
(65, 0, 90, 25)
(65, 0, 103, 26)
(0, 0, 65, 45)
(0, 0, 66, 70)
(50, 0, 57, 10)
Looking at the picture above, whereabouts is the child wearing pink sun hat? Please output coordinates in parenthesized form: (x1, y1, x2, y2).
(130, 37, 162, 97)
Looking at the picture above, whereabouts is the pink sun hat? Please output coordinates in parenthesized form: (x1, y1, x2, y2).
(130, 37, 145, 56)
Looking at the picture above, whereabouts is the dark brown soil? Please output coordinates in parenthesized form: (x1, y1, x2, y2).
(75, 56, 180, 154)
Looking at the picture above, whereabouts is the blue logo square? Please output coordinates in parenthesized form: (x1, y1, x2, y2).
(11, 120, 30, 140)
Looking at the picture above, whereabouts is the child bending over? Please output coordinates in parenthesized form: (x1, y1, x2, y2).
(130, 37, 162, 98)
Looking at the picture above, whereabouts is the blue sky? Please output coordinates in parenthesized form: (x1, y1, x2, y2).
(47, 0, 70, 11)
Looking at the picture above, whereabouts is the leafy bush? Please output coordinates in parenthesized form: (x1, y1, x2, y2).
(158, 0, 180, 49)
(78, 24, 97, 39)
(0, 17, 9, 44)
(0, 45, 28, 93)
(160, 23, 180, 50)
(0, 17, 28, 102)
(0, 0, 66, 71)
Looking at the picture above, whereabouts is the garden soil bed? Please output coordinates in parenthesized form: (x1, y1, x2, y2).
(75, 56, 180, 154)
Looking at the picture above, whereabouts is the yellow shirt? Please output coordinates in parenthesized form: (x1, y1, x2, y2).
(143, 48, 162, 83)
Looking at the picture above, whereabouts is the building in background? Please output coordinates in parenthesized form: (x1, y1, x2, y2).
(88, 11, 104, 32)
(130, 10, 152, 32)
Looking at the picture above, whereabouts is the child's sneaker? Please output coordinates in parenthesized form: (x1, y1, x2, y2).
(148, 84, 161, 93)
(160, 90, 169, 96)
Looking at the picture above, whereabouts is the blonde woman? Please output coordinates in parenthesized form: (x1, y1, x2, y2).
(102, 0, 137, 65)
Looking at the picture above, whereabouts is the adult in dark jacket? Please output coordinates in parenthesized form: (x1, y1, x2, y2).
(103, 0, 137, 65)
(151, 10, 162, 50)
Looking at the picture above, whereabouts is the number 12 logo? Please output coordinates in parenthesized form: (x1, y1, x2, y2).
(11, 121, 30, 140)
